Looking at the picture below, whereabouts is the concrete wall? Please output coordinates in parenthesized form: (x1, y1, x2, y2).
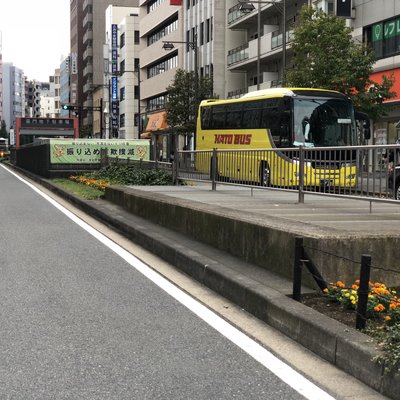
(105, 186, 400, 287)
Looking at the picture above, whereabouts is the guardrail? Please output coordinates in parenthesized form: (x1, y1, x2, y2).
(175, 144, 400, 204)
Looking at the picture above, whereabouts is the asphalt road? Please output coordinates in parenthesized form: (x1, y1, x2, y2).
(0, 165, 337, 399)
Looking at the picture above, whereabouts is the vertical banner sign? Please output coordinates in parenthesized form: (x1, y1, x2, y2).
(336, 0, 352, 18)
(71, 52, 78, 75)
(111, 49, 118, 74)
(111, 24, 118, 48)
(111, 24, 119, 134)
(111, 24, 118, 74)
(111, 77, 118, 101)
(111, 101, 119, 129)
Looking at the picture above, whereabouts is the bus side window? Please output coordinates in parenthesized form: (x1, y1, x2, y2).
(226, 103, 243, 129)
(201, 106, 212, 129)
(211, 104, 226, 129)
(242, 100, 262, 129)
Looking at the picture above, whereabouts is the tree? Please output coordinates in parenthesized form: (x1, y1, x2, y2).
(286, 6, 396, 120)
(166, 69, 215, 142)
(0, 120, 8, 139)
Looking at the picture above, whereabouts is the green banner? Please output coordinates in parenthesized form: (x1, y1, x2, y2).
(50, 139, 150, 164)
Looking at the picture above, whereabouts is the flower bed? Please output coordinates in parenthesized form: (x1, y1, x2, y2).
(323, 280, 400, 326)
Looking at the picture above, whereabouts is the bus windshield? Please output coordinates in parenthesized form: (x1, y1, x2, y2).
(293, 97, 356, 147)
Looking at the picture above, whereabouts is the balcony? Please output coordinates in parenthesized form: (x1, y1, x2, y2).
(228, 27, 292, 71)
(83, 13, 93, 28)
(227, 44, 249, 67)
(83, 64, 93, 77)
(83, 0, 92, 12)
(83, 46, 93, 60)
(83, 29, 93, 44)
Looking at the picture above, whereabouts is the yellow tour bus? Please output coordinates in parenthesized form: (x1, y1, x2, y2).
(195, 88, 370, 188)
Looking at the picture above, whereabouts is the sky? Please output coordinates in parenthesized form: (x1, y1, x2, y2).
(0, 0, 70, 82)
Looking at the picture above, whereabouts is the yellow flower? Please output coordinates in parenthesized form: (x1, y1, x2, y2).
(350, 296, 355, 301)
(345, 293, 350, 298)
(385, 316, 392, 321)
(323, 288, 328, 293)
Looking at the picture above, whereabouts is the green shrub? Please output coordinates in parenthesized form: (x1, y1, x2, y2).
(368, 322, 400, 374)
(83, 165, 173, 186)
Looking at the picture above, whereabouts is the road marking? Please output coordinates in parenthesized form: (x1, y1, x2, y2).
(2, 164, 335, 400)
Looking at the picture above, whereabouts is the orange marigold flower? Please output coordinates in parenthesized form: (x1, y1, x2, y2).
(337, 281, 345, 288)
(355, 280, 360, 284)
(352, 284, 358, 290)
(374, 304, 385, 312)
(323, 288, 328, 293)
(390, 303, 397, 310)
(385, 316, 392, 321)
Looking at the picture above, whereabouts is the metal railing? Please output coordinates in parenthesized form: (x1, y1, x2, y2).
(175, 145, 400, 204)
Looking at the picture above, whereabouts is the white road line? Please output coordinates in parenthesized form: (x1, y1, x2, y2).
(2, 164, 335, 400)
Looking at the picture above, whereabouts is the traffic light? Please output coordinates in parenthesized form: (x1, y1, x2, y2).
(62, 104, 76, 111)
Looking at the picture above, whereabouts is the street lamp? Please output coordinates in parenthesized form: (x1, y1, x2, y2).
(162, 34, 199, 99)
(238, 0, 286, 88)
(162, 33, 199, 147)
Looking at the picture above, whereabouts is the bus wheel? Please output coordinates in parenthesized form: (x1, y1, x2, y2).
(260, 162, 271, 186)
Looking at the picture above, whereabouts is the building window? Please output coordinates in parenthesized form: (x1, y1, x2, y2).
(148, 0, 166, 13)
(120, 87, 125, 101)
(134, 30, 140, 44)
(206, 18, 210, 43)
(148, 94, 167, 112)
(147, 17, 178, 45)
(120, 33, 125, 48)
(200, 22, 204, 46)
(148, 55, 178, 78)
(120, 113, 125, 127)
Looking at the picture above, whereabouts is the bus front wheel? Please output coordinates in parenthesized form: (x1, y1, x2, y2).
(260, 162, 271, 187)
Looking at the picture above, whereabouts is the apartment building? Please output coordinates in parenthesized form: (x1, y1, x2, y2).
(227, 0, 309, 96)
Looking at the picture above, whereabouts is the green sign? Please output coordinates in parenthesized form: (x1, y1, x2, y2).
(49, 139, 150, 164)
(372, 23, 383, 42)
(373, 18, 400, 41)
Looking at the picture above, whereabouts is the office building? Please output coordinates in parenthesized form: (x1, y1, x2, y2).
(70, 0, 138, 136)
(104, 5, 140, 139)
(2, 63, 25, 133)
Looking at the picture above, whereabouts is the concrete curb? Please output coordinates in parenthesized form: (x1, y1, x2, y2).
(6, 165, 399, 400)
